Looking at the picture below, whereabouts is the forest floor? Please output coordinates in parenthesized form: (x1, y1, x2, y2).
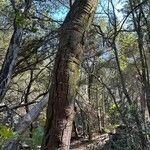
(70, 133, 109, 150)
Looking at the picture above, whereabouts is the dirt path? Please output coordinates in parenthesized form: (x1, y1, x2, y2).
(70, 134, 109, 150)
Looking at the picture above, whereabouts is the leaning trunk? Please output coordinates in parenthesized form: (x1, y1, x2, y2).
(41, 0, 98, 149)
(0, 1, 32, 103)
(0, 24, 22, 102)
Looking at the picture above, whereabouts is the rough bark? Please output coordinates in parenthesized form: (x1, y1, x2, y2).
(41, 0, 98, 149)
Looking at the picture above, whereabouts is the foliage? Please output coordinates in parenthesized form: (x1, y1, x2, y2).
(0, 0, 150, 149)
(24, 127, 44, 150)
(0, 125, 14, 149)
(108, 103, 120, 124)
(15, 11, 25, 26)
(0, 125, 13, 139)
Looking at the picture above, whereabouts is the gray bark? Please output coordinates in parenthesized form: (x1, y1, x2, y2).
(0, 0, 32, 103)
(0, 25, 22, 102)
(5, 93, 49, 150)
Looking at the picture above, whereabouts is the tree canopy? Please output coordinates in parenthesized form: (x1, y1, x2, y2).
(0, 0, 150, 150)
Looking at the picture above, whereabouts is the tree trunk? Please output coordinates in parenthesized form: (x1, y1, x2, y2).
(101, 92, 105, 129)
(0, 24, 22, 102)
(96, 86, 103, 134)
(24, 70, 34, 138)
(80, 108, 87, 137)
(0, 1, 32, 103)
(41, 0, 98, 149)
(87, 74, 92, 141)
(72, 121, 79, 139)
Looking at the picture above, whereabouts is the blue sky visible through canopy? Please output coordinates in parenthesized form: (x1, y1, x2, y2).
(51, 0, 124, 21)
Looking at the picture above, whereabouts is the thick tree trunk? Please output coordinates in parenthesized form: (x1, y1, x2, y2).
(41, 0, 98, 149)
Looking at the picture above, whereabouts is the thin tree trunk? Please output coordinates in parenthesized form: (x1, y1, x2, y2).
(0, 0, 32, 103)
(80, 108, 86, 137)
(72, 121, 79, 139)
(87, 74, 92, 141)
(69, 0, 72, 8)
(113, 43, 148, 149)
(96, 86, 102, 133)
(41, 0, 98, 149)
(101, 92, 105, 129)
(0, 25, 22, 102)
(24, 70, 34, 138)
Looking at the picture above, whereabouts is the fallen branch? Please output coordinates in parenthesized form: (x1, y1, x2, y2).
(5, 93, 49, 150)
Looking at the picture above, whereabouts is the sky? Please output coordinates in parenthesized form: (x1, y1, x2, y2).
(51, 0, 124, 21)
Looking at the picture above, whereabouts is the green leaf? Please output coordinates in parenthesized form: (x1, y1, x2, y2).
(119, 52, 127, 71)
(31, 28, 38, 33)
(0, 125, 14, 139)
(15, 12, 25, 26)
